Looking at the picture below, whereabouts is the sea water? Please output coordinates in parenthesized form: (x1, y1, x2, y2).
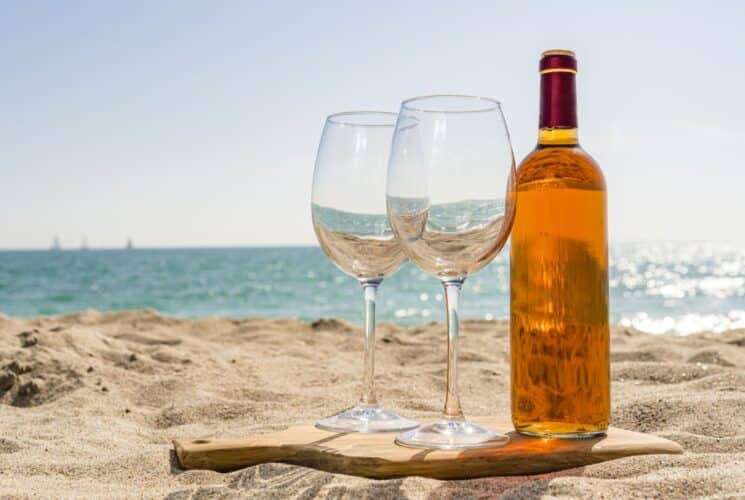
(0, 242, 743, 335)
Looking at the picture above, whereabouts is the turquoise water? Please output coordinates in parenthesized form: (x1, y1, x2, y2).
(0, 242, 743, 334)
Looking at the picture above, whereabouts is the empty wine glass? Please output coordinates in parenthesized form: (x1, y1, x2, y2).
(311, 111, 419, 433)
(387, 95, 516, 449)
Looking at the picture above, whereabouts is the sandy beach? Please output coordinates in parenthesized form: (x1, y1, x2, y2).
(0, 310, 743, 498)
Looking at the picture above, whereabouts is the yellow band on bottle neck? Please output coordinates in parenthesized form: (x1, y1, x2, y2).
(539, 68, 577, 75)
(539, 128, 579, 145)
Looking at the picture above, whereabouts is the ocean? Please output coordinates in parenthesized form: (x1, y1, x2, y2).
(0, 242, 743, 335)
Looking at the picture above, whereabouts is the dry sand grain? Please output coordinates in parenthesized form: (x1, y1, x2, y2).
(0, 310, 743, 498)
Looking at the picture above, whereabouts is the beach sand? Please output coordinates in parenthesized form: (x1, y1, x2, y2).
(1, 310, 743, 498)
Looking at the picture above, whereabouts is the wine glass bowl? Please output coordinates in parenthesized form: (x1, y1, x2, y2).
(387, 96, 515, 279)
(312, 112, 408, 281)
(311, 111, 419, 433)
(386, 95, 516, 449)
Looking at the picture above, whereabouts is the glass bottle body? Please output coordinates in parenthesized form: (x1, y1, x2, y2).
(510, 137, 610, 437)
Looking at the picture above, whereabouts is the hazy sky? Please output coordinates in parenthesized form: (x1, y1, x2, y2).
(2, 1, 743, 249)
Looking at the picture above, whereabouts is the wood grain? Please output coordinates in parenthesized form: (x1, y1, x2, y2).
(173, 417, 683, 479)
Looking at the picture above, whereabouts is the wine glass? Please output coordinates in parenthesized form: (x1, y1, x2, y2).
(311, 111, 419, 433)
(386, 95, 516, 449)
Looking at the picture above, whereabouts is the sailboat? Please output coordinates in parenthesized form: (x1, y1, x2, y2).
(126, 237, 134, 250)
(81, 236, 89, 251)
(51, 236, 61, 251)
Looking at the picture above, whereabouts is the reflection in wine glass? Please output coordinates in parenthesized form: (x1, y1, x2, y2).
(311, 111, 419, 433)
(387, 95, 516, 449)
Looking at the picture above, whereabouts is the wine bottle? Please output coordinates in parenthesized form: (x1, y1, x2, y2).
(510, 50, 610, 437)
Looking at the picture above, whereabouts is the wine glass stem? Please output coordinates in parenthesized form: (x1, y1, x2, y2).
(443, 279, 465, 421)
(360, 279, 381, 406)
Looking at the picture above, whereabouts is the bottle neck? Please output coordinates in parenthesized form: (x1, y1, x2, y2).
(538, 70, 578, 146)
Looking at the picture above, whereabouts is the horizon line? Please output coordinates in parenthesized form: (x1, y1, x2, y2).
(0, 243, 319, 252)
(0, 239, 743, 253)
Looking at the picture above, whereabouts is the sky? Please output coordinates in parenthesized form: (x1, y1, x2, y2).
(1, 0, 744, 249)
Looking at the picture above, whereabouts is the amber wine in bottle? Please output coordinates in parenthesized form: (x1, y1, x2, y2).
(510, 50, 610, 438)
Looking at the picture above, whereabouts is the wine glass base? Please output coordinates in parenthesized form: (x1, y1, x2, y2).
(395, 419, 510, 450)
(315, 404, 419, 433)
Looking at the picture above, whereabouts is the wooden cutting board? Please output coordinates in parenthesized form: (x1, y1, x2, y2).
(173, 417, 682, 479)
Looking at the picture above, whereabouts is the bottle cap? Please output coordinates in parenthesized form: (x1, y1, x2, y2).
(540, 49, 577, 74)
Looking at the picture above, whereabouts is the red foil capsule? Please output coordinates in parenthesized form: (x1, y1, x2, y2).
(539, 49, 577, 129)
